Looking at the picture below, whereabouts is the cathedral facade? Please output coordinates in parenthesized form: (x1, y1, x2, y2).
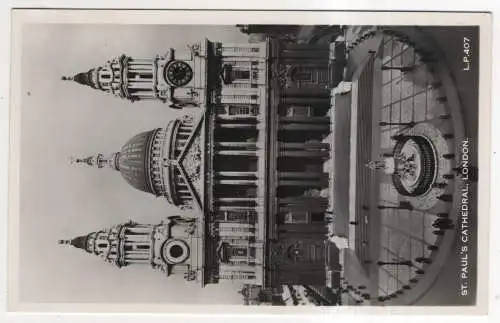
(63, 35, 341, 300)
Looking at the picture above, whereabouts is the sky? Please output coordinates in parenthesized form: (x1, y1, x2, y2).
(18, 24, 250, 304)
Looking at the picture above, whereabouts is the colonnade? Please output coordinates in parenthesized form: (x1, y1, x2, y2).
(211, 103, 331, 283)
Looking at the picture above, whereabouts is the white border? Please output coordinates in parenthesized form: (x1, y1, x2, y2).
(1, 2, 497, 323)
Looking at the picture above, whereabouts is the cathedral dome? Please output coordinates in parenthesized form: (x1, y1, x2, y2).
(114, 116, 199, 207)
(115, 129, 159, 195)
(73, 115, 200, 208)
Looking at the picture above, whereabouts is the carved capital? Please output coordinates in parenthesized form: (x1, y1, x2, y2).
(188, 43, 201, 57)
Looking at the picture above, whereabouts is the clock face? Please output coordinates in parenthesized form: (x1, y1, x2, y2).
(165, 60, 193, 87)
(161, 239, 190, 264)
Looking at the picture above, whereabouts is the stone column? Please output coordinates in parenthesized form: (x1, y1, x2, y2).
(129, 82, 151, 89)
(126, 234, 150, 243)
(219, 230, 254, 238)
(278, 172, 328, 187)
(216, 179, 257, 186)
(216, 150, 258, 157)
(279, 116, 330, 124)
(216, 142, 257, 149)
(278, 179, 328, 187)
(278, 142, 329, 150)
(278, 150, 329, 158)
(283, 97, 330, 106)
(216, 197, 258, 203)
(216, 171, 257, 177)
(217, 123, 257, 129)
(125, 251, 150, 262)
(278, 171, 327, 178)
(216, 115, 258, 121)
(278, 196, 329, 213)
(130, 58, 152, 64)
(126, 226, 151, 235)
(279, 123, 330, 132)
(219, 223, 254, 230)
(217, 206, 256, 212)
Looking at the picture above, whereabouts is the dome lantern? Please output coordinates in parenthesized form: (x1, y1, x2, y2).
(70, 153, 119, 170)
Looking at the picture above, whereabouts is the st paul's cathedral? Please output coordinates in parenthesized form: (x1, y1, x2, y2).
(59, 33, 343, 304)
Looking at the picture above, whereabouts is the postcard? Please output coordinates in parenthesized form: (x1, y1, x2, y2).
(8, 9, 492, 314)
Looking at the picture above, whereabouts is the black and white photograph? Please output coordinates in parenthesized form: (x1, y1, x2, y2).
(8, 10, 490, 312)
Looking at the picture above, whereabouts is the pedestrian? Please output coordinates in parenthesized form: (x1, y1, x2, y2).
(414, 257, 431, 264)
(432, 218, 454, 230)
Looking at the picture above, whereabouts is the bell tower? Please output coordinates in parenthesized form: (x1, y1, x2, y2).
(59, 217, 202, 281)
(62, 41, 209, 109)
